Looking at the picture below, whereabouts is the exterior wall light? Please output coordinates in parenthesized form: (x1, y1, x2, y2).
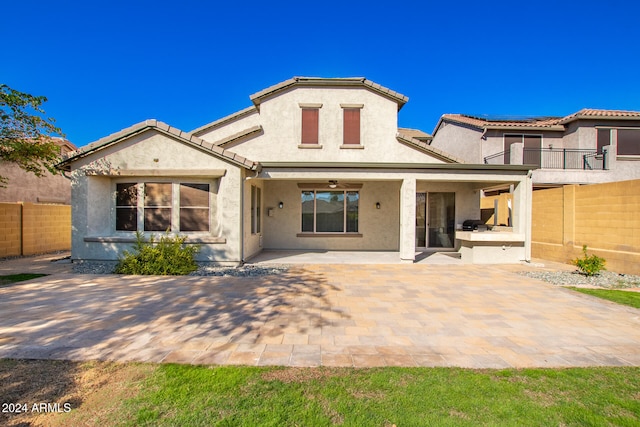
(278, 202, 284, 209)
(376, 202, 381, 209)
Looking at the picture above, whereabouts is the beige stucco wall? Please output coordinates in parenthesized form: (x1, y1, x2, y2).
(429, 122, 483, 163)
(531, 180, 640, 275)
(195, 109, 261, 143)
(69, 130, 244, 263)
(261, 180, 401, 251)
(199, 87, 447, 164)
(0, 161, 71, 204)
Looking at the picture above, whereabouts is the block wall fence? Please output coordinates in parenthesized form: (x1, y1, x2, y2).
(0, 203, 71, 257)
(484, 180, 640, 275)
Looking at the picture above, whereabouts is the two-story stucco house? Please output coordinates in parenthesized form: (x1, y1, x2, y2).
(58, 77, 535, 265)
(429, 109, 640, 188)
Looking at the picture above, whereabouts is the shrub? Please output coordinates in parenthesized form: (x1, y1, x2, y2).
(115, 231, 200, 275)
(572, 245, 606, 276)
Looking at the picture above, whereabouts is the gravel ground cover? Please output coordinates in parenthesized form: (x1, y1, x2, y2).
(72, 261, 290, 276)
(519, 269, 640, 289)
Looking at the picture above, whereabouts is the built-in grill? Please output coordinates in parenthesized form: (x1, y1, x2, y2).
(462, 219, 488, 231)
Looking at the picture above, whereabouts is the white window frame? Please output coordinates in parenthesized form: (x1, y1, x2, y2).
(113, 179, 212, 234)
(300, 189, 359, 234)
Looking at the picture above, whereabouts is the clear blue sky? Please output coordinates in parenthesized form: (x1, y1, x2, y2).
(3, 0, 639, 147)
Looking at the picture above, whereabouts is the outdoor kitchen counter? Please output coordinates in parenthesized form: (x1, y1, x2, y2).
(455, 231, 525, 242)
(455, 231, 526, 264)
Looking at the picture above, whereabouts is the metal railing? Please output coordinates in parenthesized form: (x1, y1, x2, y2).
(484, 148, 606, 170)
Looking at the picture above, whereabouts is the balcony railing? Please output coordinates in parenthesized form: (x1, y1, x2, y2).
(484, 148, 606, 170)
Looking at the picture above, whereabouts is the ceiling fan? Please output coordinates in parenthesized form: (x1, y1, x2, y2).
(328, 180, 353, 189)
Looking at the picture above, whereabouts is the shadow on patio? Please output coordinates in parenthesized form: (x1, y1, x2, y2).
(0, 267, 344, 363)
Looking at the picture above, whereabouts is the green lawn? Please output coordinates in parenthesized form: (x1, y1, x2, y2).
(569, 287, 640, 309)
(0, 273, 47, 287)
(116, 365, 639, 426)
(3, 361, 640, 426)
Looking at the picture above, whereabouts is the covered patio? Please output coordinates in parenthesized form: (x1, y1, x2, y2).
(247, 163, 534, 264)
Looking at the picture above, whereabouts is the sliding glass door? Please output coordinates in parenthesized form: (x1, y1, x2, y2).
(416, 192, 455, 249)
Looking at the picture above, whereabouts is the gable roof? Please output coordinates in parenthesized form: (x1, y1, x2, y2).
(57, 119, 260, 171)
(397, 127, 431, 141)
(434, 114, 565, 134)
(433, 108, 640, 135)
(558, 108, 640, 124)
(250, 77, 409, 111)
(396, 132, 462, 163)
(190, 106, 257, 136)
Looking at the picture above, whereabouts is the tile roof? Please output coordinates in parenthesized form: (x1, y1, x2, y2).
(57, 120, 260, 171)
(398, 127, 431, 140)
(250, 77, 409, 110)
(396, 132, 462, 163)
(558, 108, 640, 124)
(434, 108, 640, 135)
(190, 106, 257, 136)
(438, 114, 564, 131)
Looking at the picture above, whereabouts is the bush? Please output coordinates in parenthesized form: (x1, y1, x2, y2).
(115, 231, 200, 275)
(572, 245, 606, 276)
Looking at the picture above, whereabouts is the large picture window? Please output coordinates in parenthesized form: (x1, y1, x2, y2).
(115, 181, 210, 232)
(301, 190, 359, 233)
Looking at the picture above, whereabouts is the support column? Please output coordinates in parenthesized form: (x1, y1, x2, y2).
(513, 173, 533, 261)
(399, 177, 416, 263)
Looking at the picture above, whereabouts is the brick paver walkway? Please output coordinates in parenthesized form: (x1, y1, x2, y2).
(1, 255, 639, 368)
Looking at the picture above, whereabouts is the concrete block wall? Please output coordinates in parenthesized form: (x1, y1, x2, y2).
(22, 203, 71, 255)
(531, 188, 563, 245)
(531, 180, 640, 275)
(0, 203, 71, 257)
(0, 203, 22, 257)
(481, 193, 513, 226)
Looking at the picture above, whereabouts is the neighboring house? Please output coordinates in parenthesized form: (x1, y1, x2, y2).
(58, 77, 535, 265)
(429, 109, 640, 188)
(0, 138, 76, 204)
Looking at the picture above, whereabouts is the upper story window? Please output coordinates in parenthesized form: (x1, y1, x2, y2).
(341, 104, 363, 147)
(299, 103, 322, 146)
(115, 181, 210, 232)
(597, 128, 640, 155)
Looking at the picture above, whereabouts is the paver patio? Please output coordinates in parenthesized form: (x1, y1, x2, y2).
(1, 253, 639, 368)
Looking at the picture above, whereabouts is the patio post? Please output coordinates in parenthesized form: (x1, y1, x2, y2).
(399, 177, 416, 262)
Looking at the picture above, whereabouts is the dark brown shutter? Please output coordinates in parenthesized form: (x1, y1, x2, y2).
(301, 109, 319, 144)
(343, 109, 360, 145)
